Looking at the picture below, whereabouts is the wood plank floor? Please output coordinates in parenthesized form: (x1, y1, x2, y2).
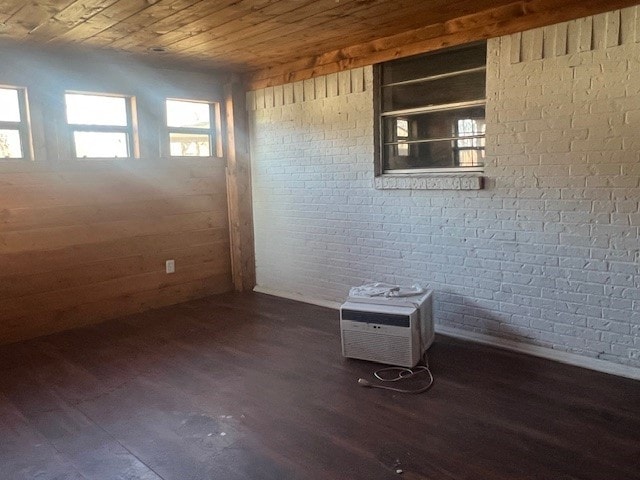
(0, 292, 638, 480)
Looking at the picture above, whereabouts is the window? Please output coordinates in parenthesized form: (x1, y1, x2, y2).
(166, 99, 221, 157)
(65, 92, 137, 159)
(0, 86, 31, 159)
(376, 42, 487, 173)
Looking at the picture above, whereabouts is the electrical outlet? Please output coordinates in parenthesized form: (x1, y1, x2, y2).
(165, 259, 175, 274)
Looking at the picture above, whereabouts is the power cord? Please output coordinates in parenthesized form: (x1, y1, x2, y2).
(357, 353, 434, 394)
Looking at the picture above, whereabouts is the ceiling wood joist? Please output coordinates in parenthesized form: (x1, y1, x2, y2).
(0, 0, 638, 87)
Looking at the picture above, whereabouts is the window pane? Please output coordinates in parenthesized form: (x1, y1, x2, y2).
(457, 118, 486, 146)
(66, 94, 128, 126)
(382, 42, 486, 85)
(73, 131, 129, 158)
(382, 70, 486, 112)
(383, 139, 484, 170)
(0, 129, 23, 158)
(396, 119, 409, 156)
(396, 119, 408, 138)
(166, 100, 211, 129)
(169, 132, 211, 156)
(0, 88, 21, 122)
(383, 106, 485, 144)
(457, 148, 485, 167)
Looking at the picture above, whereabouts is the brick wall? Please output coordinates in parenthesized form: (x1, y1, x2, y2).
(248, 10, 640, 369)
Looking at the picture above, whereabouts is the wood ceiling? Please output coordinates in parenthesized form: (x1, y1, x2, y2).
(0, 0, 639, 87)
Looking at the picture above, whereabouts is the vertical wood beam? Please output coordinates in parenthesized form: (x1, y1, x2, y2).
(224, 78, 256, 292)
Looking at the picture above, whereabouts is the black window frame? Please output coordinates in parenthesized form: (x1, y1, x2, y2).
(374, 41, 487, 175)
(165, 98, 222, 158)
(0, 86, 33, 161)
(64, 91, 138, 160)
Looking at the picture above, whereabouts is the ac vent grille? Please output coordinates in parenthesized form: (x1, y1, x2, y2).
(342, 330, 412, 366)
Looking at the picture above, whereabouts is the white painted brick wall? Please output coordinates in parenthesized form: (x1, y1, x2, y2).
(249, 11, 640, 368)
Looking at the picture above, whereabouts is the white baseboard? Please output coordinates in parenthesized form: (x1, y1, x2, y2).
(253, 285, 640, 381)
(436, 325, 640, 381)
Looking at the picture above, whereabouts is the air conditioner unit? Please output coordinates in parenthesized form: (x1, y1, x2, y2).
(340, 289, 434, 368)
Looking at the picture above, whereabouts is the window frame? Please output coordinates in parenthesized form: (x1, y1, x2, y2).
(0, 85, 33, 161)
(374, 42, 487, 176)
(64, 91, 139, 160)
(164, 98, 223, 158)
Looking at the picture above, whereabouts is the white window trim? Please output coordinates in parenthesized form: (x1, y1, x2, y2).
(65, 91, 138, 160)
(165, 98, 223, 158)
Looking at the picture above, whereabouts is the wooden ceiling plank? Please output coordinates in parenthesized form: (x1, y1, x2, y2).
(118, 0, 205, 29)
(100, 0, 211, 51)
(179, 0, 399, 54)
(0, 1, 22, 17)
(89, 0, 242, 49)
(136, 0, 250, 35)
(241, 0, 538, 74)
(232, 0, 509, 66)
(124, 0, 288, 52)
(248, 2, 517, 77)
(0, 0, 638, 78)
(53, 0, 155, 44)
(248, 0, 640, 88)
(96, 0, 278, 51)
(27, 0, 121, 40)
(164, 0, 332, 53)
(186, 0, 467, 62)
(183, 0, 510, 64)
(310, 0, 499, 34)
(0, 0, 78, 39)
(182, 0, 514, 65)
(80, 1, 180, 47)
(174, 0, 408, 57)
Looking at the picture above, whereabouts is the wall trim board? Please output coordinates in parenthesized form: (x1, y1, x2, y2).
(253, 286, 640, 381)
(225, 79, 256, 291)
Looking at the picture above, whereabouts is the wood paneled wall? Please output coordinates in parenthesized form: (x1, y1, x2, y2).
(0, 46, 233, 344)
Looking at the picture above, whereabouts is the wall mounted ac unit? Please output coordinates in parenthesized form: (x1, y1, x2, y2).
(340, 289, 433, 368)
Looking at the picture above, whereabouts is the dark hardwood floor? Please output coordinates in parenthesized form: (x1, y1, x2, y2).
(0, 292, 638, 480)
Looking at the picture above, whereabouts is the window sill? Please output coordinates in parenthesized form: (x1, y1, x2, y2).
(374, 173, 484, 190)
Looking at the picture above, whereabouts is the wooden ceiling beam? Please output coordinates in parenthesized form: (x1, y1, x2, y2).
(247, 0, 640, 89)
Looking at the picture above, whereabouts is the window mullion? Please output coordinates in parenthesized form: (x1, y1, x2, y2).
(381, 100, 486, 117)
(70, 125, 129, 133)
